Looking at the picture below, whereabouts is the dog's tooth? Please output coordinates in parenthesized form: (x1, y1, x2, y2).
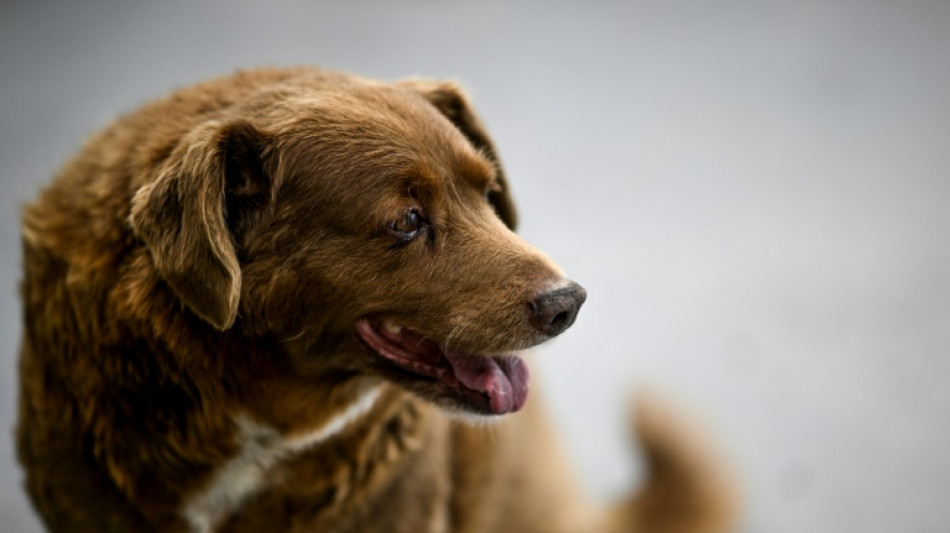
(382, 321, 403, 336)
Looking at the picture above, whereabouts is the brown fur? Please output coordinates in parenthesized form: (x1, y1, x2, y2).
(17, 67, 737, 532)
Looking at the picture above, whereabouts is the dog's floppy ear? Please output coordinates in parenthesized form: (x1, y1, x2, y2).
(129, 120, 272, 330)
(400, 79, 518, 230)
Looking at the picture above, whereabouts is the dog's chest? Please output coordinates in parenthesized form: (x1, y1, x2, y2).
(181, 387, 381, 533)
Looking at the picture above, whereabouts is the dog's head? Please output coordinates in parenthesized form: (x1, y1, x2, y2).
(130, 75, 585, 416)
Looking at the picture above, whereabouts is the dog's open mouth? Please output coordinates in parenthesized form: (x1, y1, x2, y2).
(355, 318, 529, 415)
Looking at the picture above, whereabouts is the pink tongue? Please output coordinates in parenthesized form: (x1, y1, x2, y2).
(444, 352, 530, 414)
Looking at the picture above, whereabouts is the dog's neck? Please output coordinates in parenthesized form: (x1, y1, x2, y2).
(179, 382, 435, 533)
(181, 384, 383, 532)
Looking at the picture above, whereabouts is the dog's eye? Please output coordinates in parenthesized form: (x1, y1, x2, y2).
(389, 208, 424, 240)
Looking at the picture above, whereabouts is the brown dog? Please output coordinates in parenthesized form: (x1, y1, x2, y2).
(17, 67, 735, 532)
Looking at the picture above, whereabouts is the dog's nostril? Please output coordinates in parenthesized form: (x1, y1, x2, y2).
(528, 281, 586, 337)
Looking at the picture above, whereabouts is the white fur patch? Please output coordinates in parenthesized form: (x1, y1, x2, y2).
(182, 387, 381, 533)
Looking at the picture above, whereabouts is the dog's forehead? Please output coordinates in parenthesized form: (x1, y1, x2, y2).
(278, 85, 496, 192)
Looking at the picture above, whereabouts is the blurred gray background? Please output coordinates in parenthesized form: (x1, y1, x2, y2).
(2, 1, 949, 531)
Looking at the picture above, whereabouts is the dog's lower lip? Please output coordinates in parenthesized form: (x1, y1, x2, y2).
(354, 318, 530, 414)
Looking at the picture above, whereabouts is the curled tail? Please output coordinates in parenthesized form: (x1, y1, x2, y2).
(606, 391, 740, 533)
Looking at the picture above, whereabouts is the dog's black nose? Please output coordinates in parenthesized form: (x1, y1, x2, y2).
(529, 281, 587, 337)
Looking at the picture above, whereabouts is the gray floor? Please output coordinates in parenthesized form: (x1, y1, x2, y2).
(2, 1, 949, 531)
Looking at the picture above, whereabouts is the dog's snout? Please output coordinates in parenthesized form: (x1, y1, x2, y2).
(528, 281, 586, 337)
